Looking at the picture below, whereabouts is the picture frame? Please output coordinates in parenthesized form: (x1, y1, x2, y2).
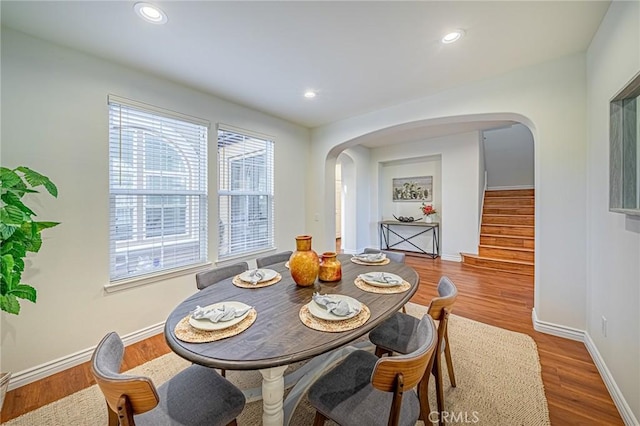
(392, 176, 432, 202)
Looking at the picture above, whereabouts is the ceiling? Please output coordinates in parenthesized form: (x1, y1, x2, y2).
(1, 1, 610, 129)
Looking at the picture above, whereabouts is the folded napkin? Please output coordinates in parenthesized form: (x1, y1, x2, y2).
(191, 304, 252, 323)
(246, 269, 265, 285)
(360, 272, 402, 285)
(312, 293, 358, 317)
(353, 252, 385, 262)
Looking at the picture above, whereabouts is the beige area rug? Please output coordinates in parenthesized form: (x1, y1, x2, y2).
(5, 302, 549, 425)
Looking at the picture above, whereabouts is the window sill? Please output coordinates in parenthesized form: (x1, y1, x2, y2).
(104, 262, 213, 293)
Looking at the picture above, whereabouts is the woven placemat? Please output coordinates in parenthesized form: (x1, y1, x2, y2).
(350, 257, 391, 266)
(299, 304, 371, 332)
(232, 273, 282, 289)
(174, 309, 257, 343)
(353, 276, 411, 294)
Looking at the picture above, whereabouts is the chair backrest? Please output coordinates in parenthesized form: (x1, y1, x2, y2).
(363, 247, 406, 264)
(91, 332, 159, 422)
(195, 262, 249, 290)
(371, 315, 437, 426)
(256, 251, 293, 268)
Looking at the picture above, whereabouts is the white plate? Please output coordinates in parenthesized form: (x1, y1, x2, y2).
(352, 253, 387, 264)
(238, 268, 278, 283)
(189, 301, 252, 331)
(359, 272, 404, 287)
(306, 295, 362, 321)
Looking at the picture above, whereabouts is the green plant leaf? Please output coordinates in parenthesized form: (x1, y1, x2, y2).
(0, 168, 22, 189)
(1, 191, 35, 216)
(1, 205, 26, 225)
(0, 294, 20, 315)
(35, 221, 60, 231)
(17, 167, 58, 197)
(9, 284, 37, 302)
(0, 222, 18, 240)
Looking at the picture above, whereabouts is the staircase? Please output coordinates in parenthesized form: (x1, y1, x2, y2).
(461, 189, 534, 276)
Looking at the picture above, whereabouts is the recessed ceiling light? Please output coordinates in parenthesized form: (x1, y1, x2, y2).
(304, 90, 317, 99)
(441, 29, 465, 44)
(134, 2, 168, 24)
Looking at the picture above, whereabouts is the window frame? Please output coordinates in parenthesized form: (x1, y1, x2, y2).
(107, 95, 210, 286)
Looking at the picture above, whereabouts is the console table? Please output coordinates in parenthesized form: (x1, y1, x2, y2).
(379, 220, 440, 259)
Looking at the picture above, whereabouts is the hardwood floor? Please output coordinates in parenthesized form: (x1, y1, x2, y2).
(1, 256, 624, 425)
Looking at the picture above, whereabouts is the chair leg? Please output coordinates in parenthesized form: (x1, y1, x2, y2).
(444, 333, 456, 387)
(226, 420, 237, 426)
(107, 405, 119, 426)
(417, 373, 431, 422)
(313, 411, 327, 426)
(221, 369, 226, 377)
(375, 346, 392, 357)
(434, 354, 445, 426)
(401, 305, 407, 314)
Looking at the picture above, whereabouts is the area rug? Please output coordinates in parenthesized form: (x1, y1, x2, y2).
(5, 302, 550, 425)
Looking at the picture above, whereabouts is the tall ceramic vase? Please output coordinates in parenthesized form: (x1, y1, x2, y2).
(289, 235, 320, 287)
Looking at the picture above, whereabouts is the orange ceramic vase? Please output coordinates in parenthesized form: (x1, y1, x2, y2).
(289, 235, 320, 287)
(318, 252, 342, 282)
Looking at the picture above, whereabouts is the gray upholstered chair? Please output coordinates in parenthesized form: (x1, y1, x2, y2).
(364, 247, 406, 264)
(256, 251, 293, 268)
(91, 332, 245, 426)
(368, 276, 458, 424)
(195, 262, 248, 290)
(308, 314, 437, 426)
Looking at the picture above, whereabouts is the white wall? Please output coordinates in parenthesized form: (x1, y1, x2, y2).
(586, 0, 640, 422)
(0, 29, 310, 374)
(310, 53, 588, 333)
(483, 123, 534, 188)
(372, 133, 480, 260)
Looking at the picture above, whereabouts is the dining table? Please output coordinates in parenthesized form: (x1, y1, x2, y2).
(164, 253, 420, 426)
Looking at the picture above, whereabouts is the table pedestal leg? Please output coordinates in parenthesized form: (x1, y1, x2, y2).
(259, 365, 288, 426)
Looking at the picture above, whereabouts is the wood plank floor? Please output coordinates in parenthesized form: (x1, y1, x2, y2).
(1, 256, 624, 425)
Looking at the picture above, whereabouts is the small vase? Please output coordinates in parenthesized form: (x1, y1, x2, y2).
(318, 252, 342, 282)
(289, 235, 320, 287)
(425, 215, 433, 223)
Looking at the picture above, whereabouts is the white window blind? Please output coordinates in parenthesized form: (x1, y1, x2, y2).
(108, 96, 208, 281)
(218, 126, 274, 258)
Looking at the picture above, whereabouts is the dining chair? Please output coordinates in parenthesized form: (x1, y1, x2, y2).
(91, 332, 246, 426)
(195, 262, 249, 290)
(308, 314, 437, 426)
(364, 247, 406, 264)
(368, 276, 458, 424)
(256, 251, 293, 268)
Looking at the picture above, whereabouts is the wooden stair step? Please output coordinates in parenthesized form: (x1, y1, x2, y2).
(480, 234, 535, 249)
(484, 197, 534, 207)
(461, 252, 534, 276)
(481, 224, 535, 237)
(484, 189, 534, 197)
(478, 245, 535, 262)
(482, 214, 534, 226)
(483, 206, 534, 215)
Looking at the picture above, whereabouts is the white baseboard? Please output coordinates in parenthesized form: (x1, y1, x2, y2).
(486, 185, 534, 190)
(532, 308, 638, 425)
(583, 333, 639, 426)
(531, 308, 584, 341)
(441, 254, 461, 262)
(8, 322, 165, 391)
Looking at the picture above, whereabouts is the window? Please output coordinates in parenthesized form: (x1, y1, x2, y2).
(218, 126, 274, 258)
(108, 95, 208, 281)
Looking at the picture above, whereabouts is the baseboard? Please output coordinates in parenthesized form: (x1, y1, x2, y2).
(532, 308, 638, 425)
(486, 185, 534, 190)
(583, 333, 639, 426)
(441, 254, 461, 262)
(531, 308, 584, 341)
(8, 322, 165, 391)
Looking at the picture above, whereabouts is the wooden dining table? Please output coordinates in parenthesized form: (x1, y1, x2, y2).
(164, 253, 419, 426)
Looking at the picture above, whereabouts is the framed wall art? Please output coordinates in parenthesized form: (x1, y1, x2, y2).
(392, 176, 432, 202)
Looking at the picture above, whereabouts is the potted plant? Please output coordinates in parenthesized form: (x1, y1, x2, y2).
(0, 166, 59, 408)
(420, 203, 437, 223)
